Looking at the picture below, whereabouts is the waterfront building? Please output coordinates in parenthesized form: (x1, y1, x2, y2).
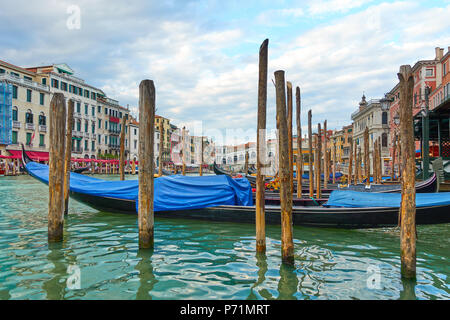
(351, 95, 390, 175)
(329, 124, 353, 173)
(0, 60, 51, 158)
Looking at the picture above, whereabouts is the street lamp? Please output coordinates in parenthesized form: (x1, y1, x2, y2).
(380, 97, 390, 111)
(393, 113, 400, 126)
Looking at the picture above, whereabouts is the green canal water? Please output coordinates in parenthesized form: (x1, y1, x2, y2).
(0, 175, 449, 300)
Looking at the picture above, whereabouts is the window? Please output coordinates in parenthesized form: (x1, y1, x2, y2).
(39, 112, 46, 125)
(425, 68, 433, 77)
(51, 79, 59, 88)
(85, 140, 88, 150)
(382, 133, 388, 147)
(0, 68, 5, 74)
(85, 120, 88, 132)
(105, 121, 108, 129)
(12, 107, 18, 121)
(105, 136, 108, 144)
(24, 76, 32, 82)
(443, 63, 447, 76)
(98, 134, 101, 142)
(134, 140, 137, 149)
(42, 78, 47, 85)
(134, 128, 137, 135)
(91, 92, 96, 100)
(119, 112, 122, 118)
(10, 72, 19, 78)
(12, 131, 18, 144)
(105, 107, 108, 115)
(92, 122, 95, 134)
(61, 82, 67, 91)
(77, 120, 81, 131)
(92, 106, 95, 116)
(382, 112, 388, 125)
(26, 89, 32, 102)
(85, 90, 90, 98)
(26, 132, 32, 145)
(91, 141, 95, 151)
(40, 93, 44, 105)
(98, 119, 102, 128)
(39, 134, 44, 146)
(98, 105, 101, 113)
(25, 110, 33, 124)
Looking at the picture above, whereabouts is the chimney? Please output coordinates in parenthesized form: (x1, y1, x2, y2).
(435, 47, 444, 60)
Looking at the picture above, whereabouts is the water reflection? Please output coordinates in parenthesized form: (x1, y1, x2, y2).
(399, 278, 417, 300)
(135, 249, 158, 300)
(247, 253, 272, 300)
(277, 263, 299, 300)
(42, 242, 67, 300)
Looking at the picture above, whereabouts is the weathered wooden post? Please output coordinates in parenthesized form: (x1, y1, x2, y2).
(119, 116, 126, 181)
(256, 39, 268, 254)
(358, 147, 362, 183)
(63, 99, 74, 215)
(364, 127, 370, 185)
(316, 123, 322, 198)
(274, 70, 294, 265)
(374, 139, 378, 184)
(391, 133, 397, 181)
(332, 141, 336, 184)
(379, 136, 383, 181)
(348, 134, 353, 185)
(313, 135, 319, 196)
(295, 86, 302, 198)
(159, 123, 163, 177)
(182, 127, 186, 176)
(323, 120, 328, 189)
(287, 81, 294, 193)
(48, 93, 66, 242)
(244, 150, 249, 175)
(398, 65, 416, 279)
(308, 110, 313, 198)
(199, 137, 204, 176)
(132, 159, 136, 175)
(138, 80, 155, 249)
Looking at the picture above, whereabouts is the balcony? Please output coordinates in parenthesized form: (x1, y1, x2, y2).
(108, 144, 120, 150)
(74, 112, 82, 118)
(25, 123, 35, 130)
(39, 125, 47, 132)
(108, 128, 121, 135)
(0, 73, 49, 92)
(12, 121, 21, 129)
(39, 144, 46, 149)
(72, 148, 83, 154)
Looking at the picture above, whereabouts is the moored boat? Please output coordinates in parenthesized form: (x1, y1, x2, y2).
(22, 148, 450, 229)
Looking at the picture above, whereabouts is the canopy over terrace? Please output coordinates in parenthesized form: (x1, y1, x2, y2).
(5, 150, 139, 164)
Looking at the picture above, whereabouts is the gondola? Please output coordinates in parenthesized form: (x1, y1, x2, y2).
(21, 147, 450, 229)
(73, 166, 89, 174)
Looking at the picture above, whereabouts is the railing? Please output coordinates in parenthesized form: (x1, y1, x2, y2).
(108, 128, 121, 134)
(72, 148, 83, 154)
(0, 73, 49, 91)
(25, 123, 35, 130)
(39, 144, 46, 148)
(39, 125, 47, 132)
(108, 144, 120, 150)
(12, 121, 21, 129)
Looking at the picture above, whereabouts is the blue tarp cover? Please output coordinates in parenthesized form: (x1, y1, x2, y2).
(299, 172, 343, 180)
(324, 190, 450, 208)
(26, 162, 253, 212)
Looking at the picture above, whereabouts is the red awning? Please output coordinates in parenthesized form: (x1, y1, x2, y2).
(7, 149, 49, 161)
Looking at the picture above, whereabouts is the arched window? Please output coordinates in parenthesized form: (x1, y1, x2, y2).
(25, 109, 33, 124)
(382, 133, 388, 147)
(39, 112, 46, 125)
(222, 158, 226, 165)
(12, 106, 18, 121)
(382, 112, 388, 125)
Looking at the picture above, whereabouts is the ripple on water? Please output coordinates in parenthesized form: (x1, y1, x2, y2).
(0, 175, 449, 300)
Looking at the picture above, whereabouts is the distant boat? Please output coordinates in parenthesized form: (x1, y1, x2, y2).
(22, 148, 450, 229)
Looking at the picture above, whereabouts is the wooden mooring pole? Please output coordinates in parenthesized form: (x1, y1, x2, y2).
(374, 139, 378, 184)
(256, 39, 268, 254)
(348, 134, 353, 186)
(244, 150, 248, 176)
(200, 137, 204, 176)
(296, 86, 302, 198)
(398, 65, 416, 279)
(63, 99, 74, 215)
(391, 133, 397, 181)
(364, 127, 370, 185)
(159, 123, 164, 177)
(332, 142, 336, 184)
(120, 116, 126, 181)
(308, 110, 313, 198)
(274, 70, 294, 265)
(138, 80, 156, 249)
(317, 124, 322, 198)
(287, 81, 294, 193)
(48, 93, 66, 242)
(182, 127, 186, 176)
(323, 120, 328, 189)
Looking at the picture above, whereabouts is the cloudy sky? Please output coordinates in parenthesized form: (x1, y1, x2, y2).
(1, 0, 449, 144)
